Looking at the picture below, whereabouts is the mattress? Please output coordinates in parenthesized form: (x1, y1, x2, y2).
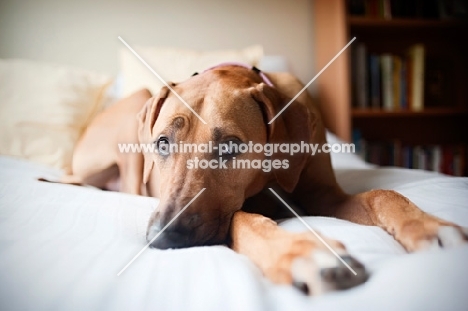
(1, 138, 468, 310)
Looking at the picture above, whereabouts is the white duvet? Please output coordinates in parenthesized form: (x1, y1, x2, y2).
(1, 138, 468, 310)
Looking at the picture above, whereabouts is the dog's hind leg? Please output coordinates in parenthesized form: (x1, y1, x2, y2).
(38, 175, 83, 186)
(39, 164, 119, 191)
(118, 152, 144, 195)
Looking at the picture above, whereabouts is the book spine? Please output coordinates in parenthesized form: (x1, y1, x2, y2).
(402, 146, 409, 168)
(453, 145, 465, 176)
(431, 145, 442, 173)
(392, 56, 402, 110)
(413, 145, 421, 169)
(406, 52, 413, 110)
(442, 146, 454, 175)
(378, 0, 384, 17)
(418, 147, 426, 170)
(367, 0, 378, 17)
(454, 151, 461, 176)
(363, 142, 466, 176)
(408, 146, 413, 169)
(408, 44, 425, 111)
(355, 43, 368, 108)
(382, 0, 392, 19)
(400, 59, 408, 109)
(369, 54, 381, 109)
(381, 54, 393, 111)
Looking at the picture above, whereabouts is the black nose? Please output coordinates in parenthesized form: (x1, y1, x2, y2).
(147, 226, 195, 249)
(145, 209, 230, 249)
(146, 213, 203, 249)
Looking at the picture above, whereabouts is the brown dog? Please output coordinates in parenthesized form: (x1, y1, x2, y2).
(66, 65, 467, 295)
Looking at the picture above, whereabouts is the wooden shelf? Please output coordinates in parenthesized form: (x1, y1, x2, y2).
(348, 16, 467, 28)
(352, 108, 468, 118)
(313, 0, 468, 144)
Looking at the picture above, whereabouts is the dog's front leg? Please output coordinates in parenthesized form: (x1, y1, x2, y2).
(339, 190, 468, 252)
(230, 211, 367, 295)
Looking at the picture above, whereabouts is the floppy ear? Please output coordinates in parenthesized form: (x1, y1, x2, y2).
(137, 86, 170, 184)
(250, 83, 312, 193)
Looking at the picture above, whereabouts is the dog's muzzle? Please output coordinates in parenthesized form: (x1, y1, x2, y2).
(146, 212, 204, 249)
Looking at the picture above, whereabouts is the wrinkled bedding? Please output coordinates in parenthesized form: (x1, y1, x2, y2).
(0, 147, 467, 310)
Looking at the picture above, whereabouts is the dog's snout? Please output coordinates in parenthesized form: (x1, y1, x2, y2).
(146, 219, 162, 242)
(146, 212, 204, 249)
(147, 227, 192, 249)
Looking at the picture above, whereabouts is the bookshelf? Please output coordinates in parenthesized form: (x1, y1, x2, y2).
(352, 107, 468, 118)
(313, 0, 468, 176)
(348, 17, 467, 28)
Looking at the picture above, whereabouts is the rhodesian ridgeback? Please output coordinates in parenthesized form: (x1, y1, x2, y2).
(64, 64, 468, 295)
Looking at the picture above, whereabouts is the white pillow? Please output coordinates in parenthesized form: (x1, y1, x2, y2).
(257, 55, 289, 72)
(0, 59, 112, 171)
(120, 45, 263, 97)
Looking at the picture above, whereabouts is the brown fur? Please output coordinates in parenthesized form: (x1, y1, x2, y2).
(62, 66, 466, 292)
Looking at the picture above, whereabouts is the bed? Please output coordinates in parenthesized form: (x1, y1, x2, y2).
(1, 55, 467, 310)
(1, 130, 467, 310)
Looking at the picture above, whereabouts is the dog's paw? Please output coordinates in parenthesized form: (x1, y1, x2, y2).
(291, 250, 367, 295)
(415, 225, 468, 251)
(265, 233, 368, 296)
(399, 220, 468, 252)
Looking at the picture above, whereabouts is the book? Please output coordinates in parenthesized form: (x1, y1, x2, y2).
(401, 146, 407, 168)
(355, 43, 368, 108)
(407, 146, 413, 169)
(407, 44, 425, 111)
(453, 150, 462, 176)
(382, 0, 392, 19)
(361, 141, 466, 176)
(441, 145, 454, 175)
(413, 145, 421, 169)
(367, 0, 379, 17)
(369, 54, 381, 109)
(453, 145, 466, 176)
(380, 54, 394, 111)
(392, 56, 403, 110)
(400, 59, 408, 109)
(418, 147, 427, 170)
(430, 145, 442, 172)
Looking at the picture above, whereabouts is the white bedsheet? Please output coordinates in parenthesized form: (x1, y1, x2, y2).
(0, 153, 467, 311)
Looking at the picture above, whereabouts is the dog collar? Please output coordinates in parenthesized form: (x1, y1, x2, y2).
(194, 62, 274, 87)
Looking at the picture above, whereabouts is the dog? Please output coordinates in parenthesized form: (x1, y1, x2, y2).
(62, 63, 468, 295)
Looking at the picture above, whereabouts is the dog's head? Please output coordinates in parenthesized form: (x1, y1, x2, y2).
(139, 66, 311, 249)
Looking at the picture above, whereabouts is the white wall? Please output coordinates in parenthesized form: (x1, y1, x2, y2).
(0, 0, 316, 90)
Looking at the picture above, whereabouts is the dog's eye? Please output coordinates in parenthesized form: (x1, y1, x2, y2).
(219, 139, 241, 158)
(156, 137, 170, 156)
